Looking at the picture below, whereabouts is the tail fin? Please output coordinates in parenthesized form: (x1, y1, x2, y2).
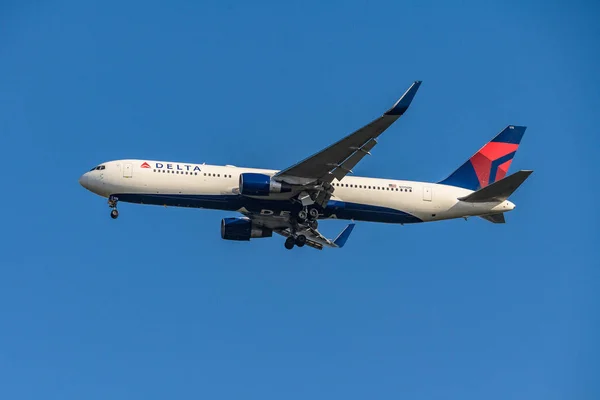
(439, 125, 526, 191)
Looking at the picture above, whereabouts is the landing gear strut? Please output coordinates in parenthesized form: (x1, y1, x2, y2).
(108, 196, 119, 219)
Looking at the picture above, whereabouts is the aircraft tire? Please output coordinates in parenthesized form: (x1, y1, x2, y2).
(297, 209, 307, 221)
(110, 209, 119, 219)
(295, 235, 306, 247)
(284, 237, 295, 250)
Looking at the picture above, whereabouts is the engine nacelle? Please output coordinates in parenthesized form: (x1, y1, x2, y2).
(239, 173, 291, 196)
(220, 217, 273, 241)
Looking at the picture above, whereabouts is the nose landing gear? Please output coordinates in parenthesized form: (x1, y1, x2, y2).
(108, 196, 119, 219)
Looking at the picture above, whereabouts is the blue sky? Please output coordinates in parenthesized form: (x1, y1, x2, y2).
(1, 1, 598, 398)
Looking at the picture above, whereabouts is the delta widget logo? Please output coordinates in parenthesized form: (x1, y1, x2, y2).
(140, 162, 151, 168)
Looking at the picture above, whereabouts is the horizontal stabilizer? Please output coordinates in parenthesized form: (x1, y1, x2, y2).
(480, 213, 506, 223)
(458, 170, 533, 203)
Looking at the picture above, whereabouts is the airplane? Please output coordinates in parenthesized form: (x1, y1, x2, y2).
(79, 81, 532, 250)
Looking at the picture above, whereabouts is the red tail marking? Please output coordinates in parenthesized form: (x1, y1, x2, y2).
(495, 159, 513, 182)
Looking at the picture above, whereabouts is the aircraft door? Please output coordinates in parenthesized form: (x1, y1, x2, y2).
(123, 163, 133, 178)
(423, 186, 432, 201)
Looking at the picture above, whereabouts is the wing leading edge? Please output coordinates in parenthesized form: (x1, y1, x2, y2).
(274, 81, 422, 185)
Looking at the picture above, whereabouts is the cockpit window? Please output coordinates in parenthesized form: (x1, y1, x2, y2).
(89, 165, 106, 171)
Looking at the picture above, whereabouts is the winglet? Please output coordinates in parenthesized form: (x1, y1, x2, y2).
(333, 223, 355, 248)
(384, 80, 422, 116)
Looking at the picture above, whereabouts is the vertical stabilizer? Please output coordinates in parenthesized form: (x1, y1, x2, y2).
(439, 125, 526, 191)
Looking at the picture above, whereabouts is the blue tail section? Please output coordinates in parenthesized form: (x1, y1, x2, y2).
(438, 125, 526, 191)
(334, 223, 355, 248)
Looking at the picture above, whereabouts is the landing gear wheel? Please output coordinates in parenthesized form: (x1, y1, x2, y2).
(297, 209, 307, 221)
(110, 209, 119, 219)
(284, 236, 295, 250)
(295, 234, 307, 247)
(308, 208, 319, 220)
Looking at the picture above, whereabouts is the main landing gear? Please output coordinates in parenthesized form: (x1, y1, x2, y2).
(285, 206, 320, 249)
(296, 206, 320, 223)
(284, 234, 307, 250)
(108, 196, 119, 219)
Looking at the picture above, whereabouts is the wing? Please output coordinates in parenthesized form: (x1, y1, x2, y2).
(273, 81, 422, 185)
(245, 211, 355, 250)
(275, 223, 356, 250)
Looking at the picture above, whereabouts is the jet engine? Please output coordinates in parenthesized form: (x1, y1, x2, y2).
(220, 217, 273, 241)
(239, 173, 292, 196)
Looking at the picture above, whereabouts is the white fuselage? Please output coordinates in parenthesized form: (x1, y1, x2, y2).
(79, 159, 515, 224)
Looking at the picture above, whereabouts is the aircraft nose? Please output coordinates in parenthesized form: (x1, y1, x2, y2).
(79, 173, 89, 189)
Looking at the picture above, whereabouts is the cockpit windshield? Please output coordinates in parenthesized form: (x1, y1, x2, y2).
(89, 165, 106, 171)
